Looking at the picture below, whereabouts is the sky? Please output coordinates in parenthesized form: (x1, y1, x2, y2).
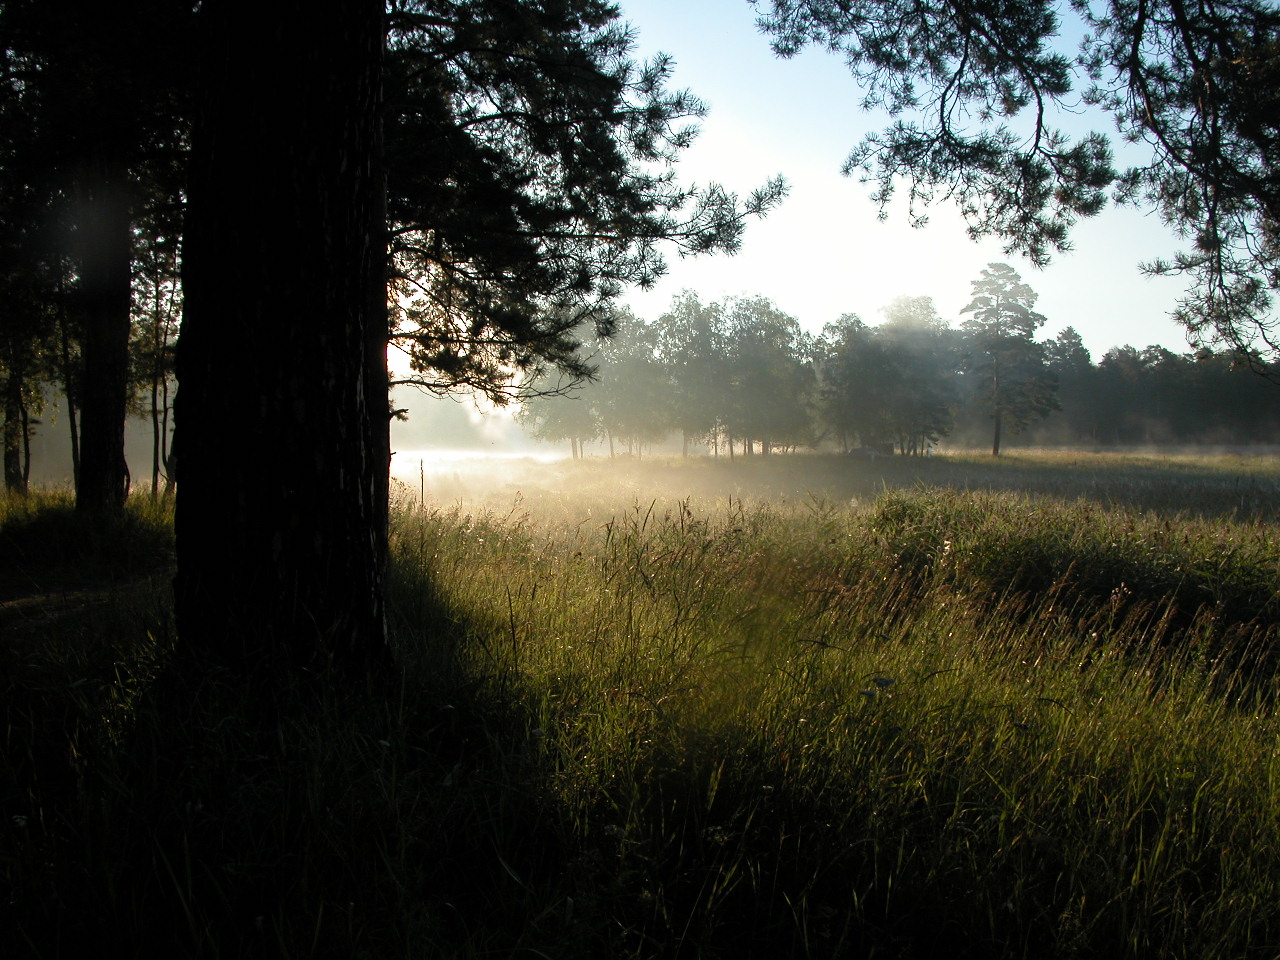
(615, 0, 1195, 359)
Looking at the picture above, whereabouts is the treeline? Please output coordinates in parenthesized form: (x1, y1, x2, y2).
(521, 266, 1280, 458)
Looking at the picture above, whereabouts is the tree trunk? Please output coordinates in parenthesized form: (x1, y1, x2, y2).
(990, 368, 1003, 457)
(174, 0, 390, 675)
(74, 149, 133, 516)
(3, 371, 25, 494)
(57, 306, 81, 486)
(151, 365, 162, 497)
(20, 400, 32, 489)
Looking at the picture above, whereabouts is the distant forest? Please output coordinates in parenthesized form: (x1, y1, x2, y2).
(522, 277, 1280, 459)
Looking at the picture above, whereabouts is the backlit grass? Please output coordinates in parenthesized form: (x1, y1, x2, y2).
(5, 451, 1280, 957)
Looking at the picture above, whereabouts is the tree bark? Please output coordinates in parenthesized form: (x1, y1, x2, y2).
(174, 0, 390, 675)
(73, 150, 133, 515)
(57, 306, 81, 486)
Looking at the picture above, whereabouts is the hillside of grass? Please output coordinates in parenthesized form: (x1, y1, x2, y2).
(5, 451, 1280, 958)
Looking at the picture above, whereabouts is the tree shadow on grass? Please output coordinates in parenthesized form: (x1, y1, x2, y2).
(2, 526, 576, 958)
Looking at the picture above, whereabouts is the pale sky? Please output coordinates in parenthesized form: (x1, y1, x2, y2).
(617, 0, 1194, 359)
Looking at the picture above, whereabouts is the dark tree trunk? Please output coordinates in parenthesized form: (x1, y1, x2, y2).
(74, 151, 133, 515)
(150, 373, 162, 497)
(3, 372, 25, 494)
(57, 305, 81, 486)
(989, 367, 1003, 457)
(20, 400, 31, 488)
(174, 0, 390, 674)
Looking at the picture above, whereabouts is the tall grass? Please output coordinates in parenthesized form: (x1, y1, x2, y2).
(387, 454, 1280, 957)
(5, 452, 1280, 957)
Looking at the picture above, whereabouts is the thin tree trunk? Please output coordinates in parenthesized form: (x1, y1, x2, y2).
(174, 0, 389, 675)
(990, 369, 1003, 456)
(160, 349, 175, 494)
(57, 306, 81, 486)
(151, 366, 162, 497)
(150, 265, 165, 497)
(20, 399, 32, 489)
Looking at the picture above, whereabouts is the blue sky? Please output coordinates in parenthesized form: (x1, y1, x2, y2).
(617, 0, 1195, 359)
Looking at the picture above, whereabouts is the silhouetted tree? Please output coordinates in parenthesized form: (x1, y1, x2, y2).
(385, 0, 785, 403)
(1, 0, 191, 514)
(174, 1, 779, 674)
(1041, 325, 1096, 442)
(593, 309, 672, 457)
(653, 291, 729, 456)
(0, 37, 58, 495)
(174, 1, 390, 674)
(961, 263, 1058, 455)
(724, 297, 813, 454)
(815, 314, 897, 451)
(877, 296, 960, 453)
(517, 385, 601, 460)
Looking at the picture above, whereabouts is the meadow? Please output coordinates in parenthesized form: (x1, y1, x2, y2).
(4, 450, 1280, 958)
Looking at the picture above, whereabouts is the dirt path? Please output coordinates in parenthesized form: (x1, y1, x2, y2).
(0, 570, 173, 648)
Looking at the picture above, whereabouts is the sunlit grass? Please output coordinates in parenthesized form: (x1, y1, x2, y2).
(6, 451, 1280, 957)
(385, 458, 1280, 956)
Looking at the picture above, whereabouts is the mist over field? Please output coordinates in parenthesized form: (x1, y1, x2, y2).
(389, 447, 1280, 522)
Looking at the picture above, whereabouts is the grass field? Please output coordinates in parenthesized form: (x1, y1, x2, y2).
(4, 451, 1280, 957)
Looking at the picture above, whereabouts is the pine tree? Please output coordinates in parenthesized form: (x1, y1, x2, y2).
(174, 0, 390, 674)
(174, 1, 782, 674)
(385, 0, 786, 403)
(960, 263, 1059, 455)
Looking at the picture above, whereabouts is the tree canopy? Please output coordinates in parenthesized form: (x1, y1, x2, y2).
(755, 0, 1280, 358)
(386, 0, 787, 402)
